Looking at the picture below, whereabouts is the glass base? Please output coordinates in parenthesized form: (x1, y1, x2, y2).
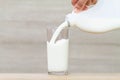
(48, 71, 68, 75)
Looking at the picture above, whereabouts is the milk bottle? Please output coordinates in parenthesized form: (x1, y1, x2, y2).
(66, 0, 120, 33)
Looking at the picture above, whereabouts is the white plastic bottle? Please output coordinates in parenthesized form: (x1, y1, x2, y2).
(66, 0, 120, 33)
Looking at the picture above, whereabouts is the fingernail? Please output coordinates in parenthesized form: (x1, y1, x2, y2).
(74, 8, 80, 13)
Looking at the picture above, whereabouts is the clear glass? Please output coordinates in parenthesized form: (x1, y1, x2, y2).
(47, 27, 69, 75)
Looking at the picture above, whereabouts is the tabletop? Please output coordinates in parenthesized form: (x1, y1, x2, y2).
(0, 73, 120, 80)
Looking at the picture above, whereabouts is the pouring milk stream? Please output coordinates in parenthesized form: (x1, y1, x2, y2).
(47, 0, 120, 73)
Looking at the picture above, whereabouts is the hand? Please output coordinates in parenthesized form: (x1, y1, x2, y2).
(72, 0, 97, 13)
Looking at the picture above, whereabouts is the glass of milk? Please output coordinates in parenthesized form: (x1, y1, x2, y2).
(47, 27, 69, 75)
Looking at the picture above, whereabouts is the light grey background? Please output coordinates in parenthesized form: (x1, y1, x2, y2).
(0, 0, 120, 73)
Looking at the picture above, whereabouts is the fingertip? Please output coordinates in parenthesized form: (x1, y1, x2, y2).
(73, 6, 88, 13)
(74, 8, 79, 13)
(71, 0, 78, 6)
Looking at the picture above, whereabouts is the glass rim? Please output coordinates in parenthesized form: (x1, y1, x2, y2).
(46, 27, 69, 42)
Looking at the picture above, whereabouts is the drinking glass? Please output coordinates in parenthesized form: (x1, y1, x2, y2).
(47, 27, 69, 75)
